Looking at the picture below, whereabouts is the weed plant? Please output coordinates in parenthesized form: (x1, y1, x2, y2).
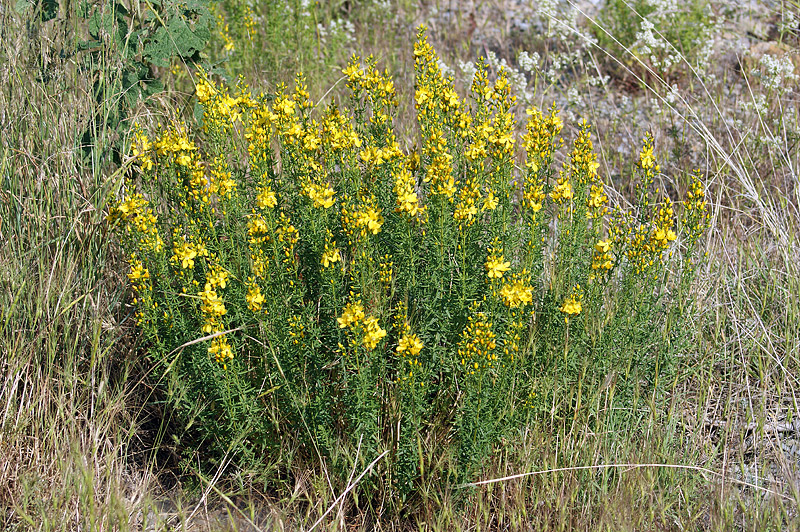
(208, 0, 359, 88)
(107, 28, 710, 510)
(592, 0, 715, 83)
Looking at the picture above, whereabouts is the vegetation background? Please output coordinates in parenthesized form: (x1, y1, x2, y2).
(1, 0, 799, 529)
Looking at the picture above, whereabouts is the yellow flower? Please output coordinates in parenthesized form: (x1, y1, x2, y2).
(207, 265, 229, 289)
(482, 191, 499, 211)
(337, 301, 365, 328)
(560, 293, 583, 322)
(499, 276, 534, 308)
(550, 179, 573, 202)
(273, 96, 295, 117)
(128, 261, 150, 282)
(246, 283, 265, 312)
(306, 183, 336, 209)
(485, 255, 511, 279)
(343, 61, 363, 82)
(248, 214, 271, 244)
(321, 245, 342, 268)
(174, 242, 200, 269)
(362, 316, 387, 349)
(195, 78, 217, 103)
(199, 282, 226, 317)
(394, 168, 423, 217)
(587, 184, 608, 214)
(208, 336, 233, 364)
(640, 145, 655, 170)
(397, 333, 423, 357)
(595, 239, 611, 253)
(356, 206, 384, 235)
(256, 186, 277, 209)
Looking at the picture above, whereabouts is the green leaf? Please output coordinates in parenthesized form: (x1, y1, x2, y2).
(144, 11, 211, 66)
(14, 0, 33, 14)
(40, 0, 58, 21)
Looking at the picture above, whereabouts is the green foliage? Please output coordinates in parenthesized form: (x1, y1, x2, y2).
(107, 30, 709, 512)
(77, 0, 213, 163)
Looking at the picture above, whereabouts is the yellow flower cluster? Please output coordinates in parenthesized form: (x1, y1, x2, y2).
(107, 193, 164, 253)
(244, 6, 256, 40)
(343, 55, 398, 129)
(245, 277, 265, 313)
(303, 182, 336, 209)
(606, 135, 682, 275)
(131, 129, 154, 171)
(499, 271, 534, 308)
(414, 28, 460, 129)
(613, 203, 678, 275)
(276, 213, 299, 264)
(214, 9, 235, 52)
(523, 105, 563, 174)
(255, 184, 278, 210)
(560, 286, 583, 323)
(196, 74, 252, 131)
(465, 66, 517, 212)
(570, 120, 601, 185)
(362, 316, 388, 349)
(379, 255, 394, 287)
(209, 155, 237, 201)
(359, 142, 403, 168)
(321, 231, 342, 268)
(198, 281, 227, 327)
(337, 300, 365, 329)
(570, 120, 607, 218)
(487, 107, 516, 162)
(337, 300, 386, 350)
(353, 200, 384, 236)
(396, 325, 423, 382)
(503, 315, 525, 362)
(651, 205, 678, 250)
(454, 176, 481, 228)
(590, 239, 614, 280)
(485, 241, 511, 279)
(145, 123, 234, 213)
(246, 213, 271, 245)
(198, 260, 233, 365)
(246, 99, 275, 169)
(246, 198, 273, 283)
(635, 133, 658, 210)
(523, 180, 546, 215)
(414, 28, 460, 201)
(682, 170, 710, 246)
(287, 315, 305, 346)
(397, 330, 423, 357)
(422, 129, 456, 199)
(458, 313, 497, 374)
(127, 255, 154, 325)
(393, 166, 425, 219)
(250, 247, 269, 279)
(153, 124, 198, 167)
(638, 142, 657, 172)
(522, 106, 562, 217)
(172, 236, 209, 270)
(550, 173, 574, 204)
(321, 106, 361, 153)
(587, 184, 609, 217)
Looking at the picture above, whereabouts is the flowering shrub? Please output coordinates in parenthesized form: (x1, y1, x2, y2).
(109, 28, 708, 500)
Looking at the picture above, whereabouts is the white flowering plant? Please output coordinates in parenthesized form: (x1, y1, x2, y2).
(593, 0, 715, 81)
